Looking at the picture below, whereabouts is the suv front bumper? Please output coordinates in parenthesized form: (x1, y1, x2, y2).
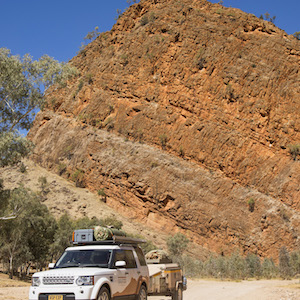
(29, 285, 95, 300)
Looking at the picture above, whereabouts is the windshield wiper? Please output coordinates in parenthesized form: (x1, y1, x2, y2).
(79, 264, 107, 268)
(56, 263, 80, 268)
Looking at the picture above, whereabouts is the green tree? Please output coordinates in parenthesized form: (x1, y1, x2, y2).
(261, 257, 278, 279)
(0, 48, 77, 168)
(0, 186, 57, 278)
(0, 179, 10, 218)
(228, 251, 248, 280)
(246, 253, 261, 278)
(290, 250, 300, 276)
(50, 213, 74, 261)
(279, 246, 292, 279)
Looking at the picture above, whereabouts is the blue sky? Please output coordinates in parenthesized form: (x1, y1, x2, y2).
(1, 0, 299, 63)
(210, 0, 299, 36)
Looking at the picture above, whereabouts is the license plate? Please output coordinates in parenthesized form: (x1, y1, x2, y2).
(48, 295, 63, 300)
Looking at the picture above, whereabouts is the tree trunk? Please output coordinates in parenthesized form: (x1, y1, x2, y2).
(9, 255, 13, 279)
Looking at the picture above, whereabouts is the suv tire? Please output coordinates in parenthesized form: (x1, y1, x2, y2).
(97, 286, 111, 300)
(137, 284, 147, 300)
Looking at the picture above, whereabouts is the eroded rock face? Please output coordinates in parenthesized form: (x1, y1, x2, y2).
(28, 0, 300, 258)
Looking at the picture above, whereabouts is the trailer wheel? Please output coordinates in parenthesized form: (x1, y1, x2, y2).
(172, 284, 183, 300)
(137, 284, 147, 300)
(97, 286, 111, 300)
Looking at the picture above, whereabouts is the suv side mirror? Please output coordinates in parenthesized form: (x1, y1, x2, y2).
(115, 260, 126, 268)
(48, 263, 55, 269)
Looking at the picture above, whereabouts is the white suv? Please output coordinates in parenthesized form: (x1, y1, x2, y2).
(29, 242, 149, 300)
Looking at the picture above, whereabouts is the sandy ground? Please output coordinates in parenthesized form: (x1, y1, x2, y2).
(1, 275, 299, 300)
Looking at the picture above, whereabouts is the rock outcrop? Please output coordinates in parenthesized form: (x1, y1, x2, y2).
(28, 0, 300, 258)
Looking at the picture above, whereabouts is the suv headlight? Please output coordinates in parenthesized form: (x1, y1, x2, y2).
(76, 276, 94, 286)
(32, 277, 41, 287)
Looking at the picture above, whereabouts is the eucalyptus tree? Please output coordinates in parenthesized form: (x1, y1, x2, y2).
(0, 186, 57, 278)
(0, 47, 77, 167)
(0, 48, 77, 220)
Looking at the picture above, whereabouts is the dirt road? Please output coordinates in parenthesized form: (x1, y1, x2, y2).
(1, 277, 299, 300)
(150, 279, 300, 300)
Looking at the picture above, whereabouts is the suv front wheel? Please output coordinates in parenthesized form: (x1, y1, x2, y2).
(97, 286, 111, 300)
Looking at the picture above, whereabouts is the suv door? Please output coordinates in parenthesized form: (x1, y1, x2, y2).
(112, 249, 139, 299)
(134, 246, 149, 281)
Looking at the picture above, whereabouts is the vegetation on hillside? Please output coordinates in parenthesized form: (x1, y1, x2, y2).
(0, 184, 125, 279)
(0, 48, 76, 169)
(167, 233, 300, 280)
(0, 48, 77, 220)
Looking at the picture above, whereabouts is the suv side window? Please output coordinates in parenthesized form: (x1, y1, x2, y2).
(113, 249, 126, 264)
(113, 250, 137, 269)
(125, 250, 137, 268)
(135, 247, 147, 266)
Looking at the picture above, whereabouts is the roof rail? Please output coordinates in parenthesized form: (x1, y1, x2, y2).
(72, 228, 146, 246)
(73, 235, 146, 246)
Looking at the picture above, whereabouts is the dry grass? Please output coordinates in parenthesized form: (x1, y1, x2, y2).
(0, 273, 30, 288)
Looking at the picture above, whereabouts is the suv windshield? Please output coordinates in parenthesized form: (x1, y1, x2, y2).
(55, 250, 112, 268)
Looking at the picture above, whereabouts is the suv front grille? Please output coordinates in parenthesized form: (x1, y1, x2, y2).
(43, 276, 74, 285)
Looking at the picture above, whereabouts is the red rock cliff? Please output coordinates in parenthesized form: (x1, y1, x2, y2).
(28, 0, 300, 258)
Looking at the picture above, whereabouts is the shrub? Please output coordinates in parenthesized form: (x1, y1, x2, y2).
(180, 255, 203, 277)
(179, 146, 184, 157)
(120, 54, 129, 66)
(288, 144, 300, 161)
(261, 12, 276, 23)
(247, 198, 255, 212)
(279, 208, 290, 222)
(19, 162, 27, 173)
(194, 48, 206, 70)
(150, 161, 159, 168)
(75, 216, 101, 229)
(140, 15, 149, 26)
(38, 176, 49, 194)
(97, 188, 107, 202)
(149, 12, 156, 22)
(128, 233, 157, 254)
(293, 32, 300, 40)
(159, 134, 168, 149)
(100, 216, 123, 230)
(103, 117, 114, 131)
(77, 80, 84, 94)
(58, 163, 67, 175)
(167, 233, 189, 257)
(86, 73, 93, 84)
(71, 169, 86, 188)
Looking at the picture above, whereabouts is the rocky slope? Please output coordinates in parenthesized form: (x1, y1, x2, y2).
(1, 159, 178, 254)
(28, 0, 300, 259)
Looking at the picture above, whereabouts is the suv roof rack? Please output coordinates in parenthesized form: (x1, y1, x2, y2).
(73, 235, 146, 246)
(72, 228, 146, 246)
